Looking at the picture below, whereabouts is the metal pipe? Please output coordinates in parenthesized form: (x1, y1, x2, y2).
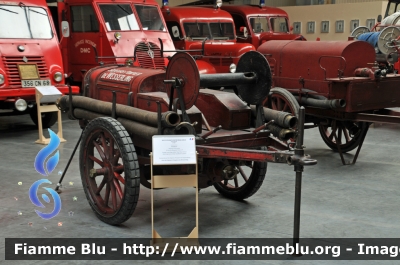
(73, 108, 159, 140)
(294, 96, 346, 109)
(267, 124, 296, 142)
(199, 72, 257, 88)
(250, 105, 297, 129)
(58, 96, 180, 128)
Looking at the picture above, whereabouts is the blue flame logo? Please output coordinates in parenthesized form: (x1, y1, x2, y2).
(34, 129, 60, 176)
(29, 179, 62, 219)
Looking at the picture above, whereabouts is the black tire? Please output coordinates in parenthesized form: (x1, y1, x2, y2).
(29, 105, 58, 128)
(213, 147, 268, 201)
(80, 117, 140, 225)
(318, 121, 369, 153)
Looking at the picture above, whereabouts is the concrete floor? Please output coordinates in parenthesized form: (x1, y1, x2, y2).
(0, 112, 400, 265)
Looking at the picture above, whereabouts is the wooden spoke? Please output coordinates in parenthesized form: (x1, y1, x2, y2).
(93, 140, 106, 161)
(89, 155, 104, 167)
(114, 172, 125, 184)
(110, 182, 117, 211)
(104, 183, 110, 206)
(95, 178, 107, 195)
(113, 179, 123, 199)
(237, 165, 249, 182)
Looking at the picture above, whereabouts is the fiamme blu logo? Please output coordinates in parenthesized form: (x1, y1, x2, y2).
(29, 129, 62, 220)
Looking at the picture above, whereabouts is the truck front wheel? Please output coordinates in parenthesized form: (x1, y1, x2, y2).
(29, 105, 58, 128)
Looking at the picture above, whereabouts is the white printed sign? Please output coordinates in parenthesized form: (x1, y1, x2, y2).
(152, 135, 196, 165)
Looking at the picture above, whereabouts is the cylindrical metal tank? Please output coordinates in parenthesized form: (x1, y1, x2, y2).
(257, 40, 376, 91)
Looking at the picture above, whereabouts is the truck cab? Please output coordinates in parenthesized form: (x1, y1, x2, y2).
(54, 0, 175, 83)
(219, 4, 305, 49)
(0, 0, 79, 126)
(161, 5, 255, 73)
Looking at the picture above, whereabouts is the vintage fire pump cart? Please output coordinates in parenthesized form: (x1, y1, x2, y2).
(57, 50, 316, 242)
(258, 39, 400, 164)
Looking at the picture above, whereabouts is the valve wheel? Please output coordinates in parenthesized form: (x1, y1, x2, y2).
(318, 120, 370, 153)
(213, 147, 267, 201)
(80, 117, 140, 225)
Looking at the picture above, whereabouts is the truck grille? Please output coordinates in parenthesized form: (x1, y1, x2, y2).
(208, 57, 233, 67)
(135, 42, 165, 70)
(3, 56, 49, 87)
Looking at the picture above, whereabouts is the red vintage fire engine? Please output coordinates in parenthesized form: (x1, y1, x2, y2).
(218, 1, 306, 49)
(0, 0, 79, 127)
(161, 4, 255, 74)
(49, 0, 176, 84)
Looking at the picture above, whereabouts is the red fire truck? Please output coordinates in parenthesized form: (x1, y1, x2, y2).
(161, 4, 255, 73)
(219, 2, 306, 49)
(0, 0, 79, 127)
(50, 0, 176, 84)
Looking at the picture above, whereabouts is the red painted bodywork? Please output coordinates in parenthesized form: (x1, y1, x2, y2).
(55, 0, 175, 83)
(259, 40, 400, 112)
(219, 5, 305, 49)
(161, 6, 255, 73)
(0, 0, 79, 108)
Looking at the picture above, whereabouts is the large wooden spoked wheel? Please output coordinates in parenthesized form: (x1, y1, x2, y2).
(213, 147, 268, 201)
(318, 120, 370, 153)
(80, 117, 140, 225)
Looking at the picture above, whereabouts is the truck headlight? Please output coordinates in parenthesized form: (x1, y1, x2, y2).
(15, 99, 27, 112)
(229, 63, 236, 73)
(0, 74, 4, 85)
(53, 72, 63, 82)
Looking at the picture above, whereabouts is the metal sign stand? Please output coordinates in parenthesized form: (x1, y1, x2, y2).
(150, 152, 199, 251)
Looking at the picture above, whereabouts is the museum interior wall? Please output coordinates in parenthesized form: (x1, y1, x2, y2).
(281, 1, 387, 40)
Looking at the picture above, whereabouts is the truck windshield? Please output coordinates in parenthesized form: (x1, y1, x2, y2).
(270, 17, 288, 33)
(249, 16, 269, 33)
(134, 5, 165, 31)
(209, 22, 235, 40)
(0, 4, 52, 39)
(249, 16, 288, 33)
(99, 4, 140, 31)
(184, 22, 234, 40)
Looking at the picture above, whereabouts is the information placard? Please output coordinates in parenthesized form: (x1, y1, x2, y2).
(152, 135, 196, 165)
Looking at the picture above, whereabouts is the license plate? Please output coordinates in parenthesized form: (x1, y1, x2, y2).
(21, 79, 51, 87)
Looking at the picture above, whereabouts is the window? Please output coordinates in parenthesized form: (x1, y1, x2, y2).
(71, 5, 99, 32)
(270, 17, 288, 33)
(231, 14, 247, 36)
(183, 22, 210, 40)
(209, 22, 235, 40)
(249, 16, 270, 33)
(0, 5, 53, 39)
(386, 2, 400, 17)
(99, 4, 139, 31)
(135, 5, 165, 31)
